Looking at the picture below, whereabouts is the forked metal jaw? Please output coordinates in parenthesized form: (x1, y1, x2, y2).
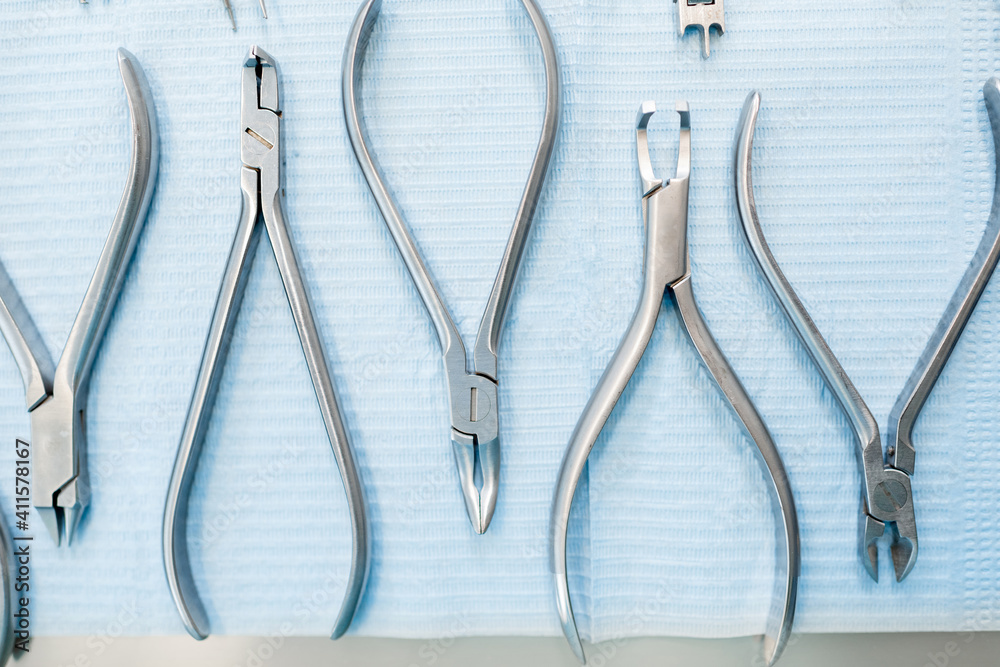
(674, 0, 725, 58)
(551, 102, 799, 667)
(451, 429, 500, 535)
(860, 445, 917, 582)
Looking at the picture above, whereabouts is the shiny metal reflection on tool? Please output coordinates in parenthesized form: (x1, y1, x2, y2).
(342, 0, 560, 534)
(675, 0, 725, 58)
(222, 0, 268, 31)
(0, 48, 159, 547)
(550, 101, 799, 666)
(734, 82, 1000, 583)
(162, 46, 368, 641)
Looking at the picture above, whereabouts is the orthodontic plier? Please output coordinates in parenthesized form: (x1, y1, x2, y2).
(550, 102, 799, 666)
(734, 82, 1000, 582)
(342, 0, 560, 534)
(0, 49, 159, 546)
(162, 47, 369, 640)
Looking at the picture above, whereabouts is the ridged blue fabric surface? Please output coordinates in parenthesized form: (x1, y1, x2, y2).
(0, 0, 996, 643)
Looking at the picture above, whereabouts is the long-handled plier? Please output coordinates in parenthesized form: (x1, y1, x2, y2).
(734, 82, 1000, 582)
(550, 102, 799, 666)
(162, 46, 368, 641)
(342, 0, 560, 534)
(0, 48, 159, 547)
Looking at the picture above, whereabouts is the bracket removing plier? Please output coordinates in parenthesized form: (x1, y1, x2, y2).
(550, 101, 799, 666)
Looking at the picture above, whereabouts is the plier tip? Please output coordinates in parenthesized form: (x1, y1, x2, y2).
(452, 431, 500, 534)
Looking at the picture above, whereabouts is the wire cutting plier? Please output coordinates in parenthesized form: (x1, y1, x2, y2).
(734, 81, 1000, 582)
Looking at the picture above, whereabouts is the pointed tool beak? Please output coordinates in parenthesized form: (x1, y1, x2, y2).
(451, 431, 500, 534)
(36, 500, 86, 547)
(890, 506, 918, 582)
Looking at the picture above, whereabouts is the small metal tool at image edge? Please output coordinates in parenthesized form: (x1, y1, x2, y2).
(0, 49, 159, 548)
(162, 47, 369, 642)
(342, 0, 560, 534)
(675, 0, 725, 57)
(549, 101, 799, 666)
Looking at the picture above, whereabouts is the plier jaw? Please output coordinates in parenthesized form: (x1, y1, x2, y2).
(860, 459, 917, 582)
(636, 101, 692, 289)
(448, 372, 500, 534)
(241, 47, 282, 199)
(29, 394, 89, 546)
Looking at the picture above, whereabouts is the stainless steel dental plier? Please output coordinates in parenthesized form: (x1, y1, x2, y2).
(550, 102, 799, 666)
(0, 48, 159, 546)
(162, 46, 368, 641)
(735, 83, 1000, 582)
(342, 0, 560, 534)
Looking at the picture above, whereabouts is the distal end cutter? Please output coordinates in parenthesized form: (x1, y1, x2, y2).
(162, 47, 368, 640)
(550, 102, 799, 666)
(0, 48, 158, 546)
(734, 83, 1000, 582)
(735, 91, 914, 582)
(343, 0, 560, 534)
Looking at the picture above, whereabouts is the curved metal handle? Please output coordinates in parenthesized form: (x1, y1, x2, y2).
(163, 169, 262, 640)
(735, 91, 927, 583)
(30, 47, 158, 548)
(734, 91, 880, 468)
(672, 276, 799, 666)
(262, 188, 369, 640)
(472, 0, 561, 380)
(549, 271, 663, 663)
(341, 0, 465, 373)
(885, 77, 1000, 475)
(55, 48, 159, 401)
(342, 0, 561, 383)
(165, 168, 370, 640)
(0, 260, 53, 410)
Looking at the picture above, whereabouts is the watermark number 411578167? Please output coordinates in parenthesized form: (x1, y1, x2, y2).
(12, 439, 31, 652)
